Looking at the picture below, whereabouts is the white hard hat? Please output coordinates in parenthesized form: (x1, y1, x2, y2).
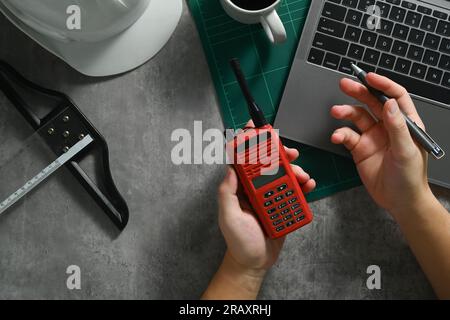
(0, 0, 182, 76)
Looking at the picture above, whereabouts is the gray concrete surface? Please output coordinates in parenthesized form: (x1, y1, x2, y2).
(0, 3, 448, 300)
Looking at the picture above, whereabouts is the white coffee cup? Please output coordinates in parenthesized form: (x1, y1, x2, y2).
(220, 0, 287, 44)
(1, 0, 151, 42)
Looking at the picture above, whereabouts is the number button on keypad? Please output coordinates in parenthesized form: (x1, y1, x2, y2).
(274, 195, 284, 202)
(286, 221, 295, 227)
(278, 202, 287, 209)
(273, 219, 283, 226)
(277, 184, 287, 192)
(285, 190, 294, 197)
(264, 200, 273, 207)
(264, 190, 275, 198)
(288, 197, 297, 204)
(270, 214, 280, 220)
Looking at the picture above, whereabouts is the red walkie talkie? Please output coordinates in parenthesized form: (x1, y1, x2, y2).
(227, 59, 313, 239)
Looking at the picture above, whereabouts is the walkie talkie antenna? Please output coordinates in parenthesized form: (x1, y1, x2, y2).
(230, 58, 268, 128)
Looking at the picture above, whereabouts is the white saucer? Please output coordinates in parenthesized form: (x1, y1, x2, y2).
(0, 0, 183, 77)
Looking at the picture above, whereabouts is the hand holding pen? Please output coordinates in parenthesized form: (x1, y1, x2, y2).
(351, 64, 445, 160)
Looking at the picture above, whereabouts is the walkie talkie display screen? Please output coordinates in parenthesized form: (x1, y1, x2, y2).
(252, 166, 286, 189)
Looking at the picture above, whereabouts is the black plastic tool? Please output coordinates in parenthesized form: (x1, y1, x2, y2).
(0, 61, 129, 230)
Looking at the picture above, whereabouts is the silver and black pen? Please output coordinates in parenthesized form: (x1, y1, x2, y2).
(350, 63, 445, 160)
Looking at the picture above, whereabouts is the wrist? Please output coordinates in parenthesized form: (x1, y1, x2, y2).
(223, 251, 268, 280)
(202, 251, 266, 300)
(391, 187, 439, 225)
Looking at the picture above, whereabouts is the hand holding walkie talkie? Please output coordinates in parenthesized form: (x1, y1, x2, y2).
(226, 59, 313, 239)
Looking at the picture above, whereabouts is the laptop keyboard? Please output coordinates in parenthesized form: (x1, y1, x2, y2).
(307, 0, 450, 105)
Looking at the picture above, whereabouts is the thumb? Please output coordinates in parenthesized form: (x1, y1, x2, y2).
(218, 167, 239, 200)
(383, 99, 416, 159)
(218, 168, 243, 221)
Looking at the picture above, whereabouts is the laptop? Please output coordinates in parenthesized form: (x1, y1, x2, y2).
(275, 0, 450, 188)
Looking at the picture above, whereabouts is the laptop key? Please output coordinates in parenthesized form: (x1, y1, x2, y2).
(439, 54, 450, 71)
(423, 50, 440, 66)
(440, 38, 450, 54)
(410, 62, 427, 79)
(406, 45, 424, 61)
(405, 11, 422, 27)
(339, 58, 356, 75)
(345, 9, 362, 26)
(417, 6, 432, 15)
(357, 0, 375, 12)
(386, 0, 400, 5)
(376, 35, 393, 51)
(442, 73, 450, 88)
(313, 33, 349, 55)
(424, 33, 441, 50)
(360, 30, 377, 47)
(376, 1, 391, 18)
(391, 40, 408, 56)
(363, 48, 380, 65)
(358, 62, 376, 73)
(379, 53, 396, 69)
(389, 6, 406, 23)
(433, 10, 448, 20)
(394, 58, 411, 74)
(436, 20, 450, 37)
(408, 28, 425, 45)
(426, 68, 443, 84)
(344, 25, 362, 42)
(342, 0, 358, 8)
(348, 43, 365, 60)
(420, 16, 437, 32)
(377, 68, 450, 105)
(307, 48, 325, 65)
(401, 1, 416, 10)
(318, 17, 346, 37)
(392, 23, 409, 40)
(322, 2, 347, 21)
(379, 19, 394, 35)
(323, 52, 341, 70)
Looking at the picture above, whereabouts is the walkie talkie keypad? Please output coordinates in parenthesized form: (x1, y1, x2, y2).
(260, 181, 309, 233)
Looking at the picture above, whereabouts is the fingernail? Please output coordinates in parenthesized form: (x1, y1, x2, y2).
(388, 100, 399, 115)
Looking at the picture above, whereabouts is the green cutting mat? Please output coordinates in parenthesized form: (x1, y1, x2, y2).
(188, 0, 361, 201)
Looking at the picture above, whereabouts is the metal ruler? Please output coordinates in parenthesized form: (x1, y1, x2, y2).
(0, 134, 94, 215)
